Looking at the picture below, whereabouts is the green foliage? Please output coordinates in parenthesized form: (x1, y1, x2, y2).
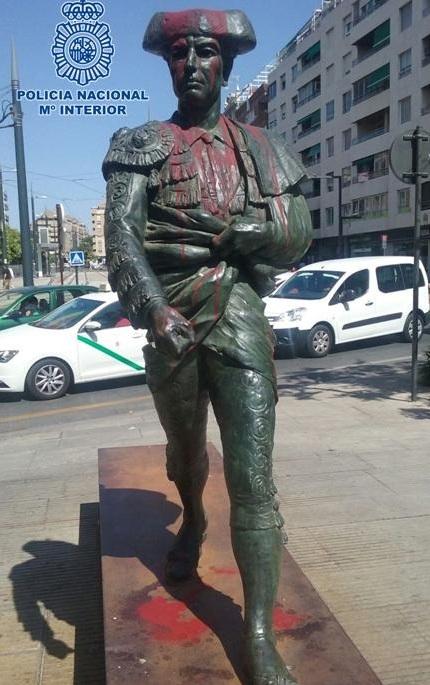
(2, 227, 23, 264)
(78, 235, 94, 260)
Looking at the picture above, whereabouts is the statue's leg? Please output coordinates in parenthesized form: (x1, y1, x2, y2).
(150, 352, 210, 581)
(206, 350, 295, 685)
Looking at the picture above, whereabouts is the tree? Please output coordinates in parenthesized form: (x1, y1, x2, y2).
(5, 227, 22, 264)
(78, 235, 94, 260)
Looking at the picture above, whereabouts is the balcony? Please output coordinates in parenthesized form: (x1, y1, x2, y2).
(352, 168, 388, 183)
(353, 78, 389, 105)
(352, 0, 389, 27)
(297, 109, 321, 139)
(298, 123, 321, 139)
(296, 90, 321, 109)
(352, 19, 390, 66)
(301, 143, 321, 168)
(352, 126, 388, 145)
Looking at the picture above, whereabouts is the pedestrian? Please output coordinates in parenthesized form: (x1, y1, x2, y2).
(2, 263, 13, 290)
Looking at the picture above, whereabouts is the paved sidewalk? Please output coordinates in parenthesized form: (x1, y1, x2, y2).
(0, 360, 429, 684)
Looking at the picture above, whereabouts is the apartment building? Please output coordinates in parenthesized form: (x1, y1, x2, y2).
(91, 202, 106, 258)
(36, 210, 87, 254)
(263, 0, 430, 266)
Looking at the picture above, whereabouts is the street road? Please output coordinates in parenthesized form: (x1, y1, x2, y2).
(0, 328, 428, 432)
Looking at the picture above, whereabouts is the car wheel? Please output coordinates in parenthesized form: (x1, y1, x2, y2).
(26, 358, 71, 400)
(402, 312, 424, 343)
(305, 324, 333, 357)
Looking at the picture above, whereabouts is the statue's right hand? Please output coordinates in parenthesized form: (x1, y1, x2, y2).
(148, 304, 195, 359)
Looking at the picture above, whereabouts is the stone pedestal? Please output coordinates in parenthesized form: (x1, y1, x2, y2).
(99, 444, 382, 684)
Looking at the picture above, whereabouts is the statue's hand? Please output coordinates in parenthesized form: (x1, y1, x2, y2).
(212, 219, 271, 257)
(148, 303, 195, 359)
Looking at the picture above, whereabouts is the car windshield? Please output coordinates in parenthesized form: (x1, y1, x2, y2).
(272, 270, 345, 300)
(0, 291, 22, 315)
(31, 297, 103, 329)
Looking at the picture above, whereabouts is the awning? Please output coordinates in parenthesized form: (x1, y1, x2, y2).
(297, 109, 321, 127)
(300, 41, 320, 63)
(372, 20, 390, 49)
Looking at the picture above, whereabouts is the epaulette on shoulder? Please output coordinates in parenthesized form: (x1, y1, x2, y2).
(102, 121, 174, 179)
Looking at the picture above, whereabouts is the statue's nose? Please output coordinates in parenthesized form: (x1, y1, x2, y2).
(185, 47, 198, 71)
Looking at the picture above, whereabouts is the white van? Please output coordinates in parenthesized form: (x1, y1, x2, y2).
(264, 257, 430, 357)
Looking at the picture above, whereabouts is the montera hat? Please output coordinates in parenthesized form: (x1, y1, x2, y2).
(143, 9, 256, 57)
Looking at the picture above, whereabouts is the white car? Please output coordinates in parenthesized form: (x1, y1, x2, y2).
(264, 256, 430, 357)
(0, 292, 147, 399)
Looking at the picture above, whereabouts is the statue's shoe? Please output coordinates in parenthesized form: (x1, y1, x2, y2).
(244, 635, 297, 685)
(165, 522, 207, 582)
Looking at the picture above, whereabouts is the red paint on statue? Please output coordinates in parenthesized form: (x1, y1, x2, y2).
(273, 607, 308, 632)
(161, 10, 228, 44)
(136, 596, 209, 643)
(210, 565, 238, 575)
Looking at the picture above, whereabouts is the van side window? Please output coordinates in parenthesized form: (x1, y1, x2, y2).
(376, 265, 404, 293)
(334, 269, 369, 302)
(400, 264, 424, 289)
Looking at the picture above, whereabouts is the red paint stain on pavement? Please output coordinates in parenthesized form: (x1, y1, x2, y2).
(210, 565, 238, 575)
(273, 607, 308, 632)
(136, 596, 209, 643)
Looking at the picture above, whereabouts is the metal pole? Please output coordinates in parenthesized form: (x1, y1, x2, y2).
(0, 167, 7, 264)
(56, 203, 64, 285)
(411, 127, 422, 402)
(11, 43, 33, 285)
(336, 175, 344, 258)
(30, 192, 43, 278)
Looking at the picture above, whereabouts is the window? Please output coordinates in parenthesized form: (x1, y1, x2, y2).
(334, 270, 369, 301)
(292, 64, 298, 82)
(326, 64, 335, 87)
(401, 263, 425, 288)
(343, 129, 352, 151)
(343, 90, 352, 113)
(399, 96, 411, 124)
(343, 13, 352, 36)
(268, 81, 277, 100)
(310, 209, 321, 229)
(376, 264, 421, 292)
(280, 73, 286, 90)
(326, 136, 334, 157)
(292, 125, 298, 142)
(326, 100, 335, 121)
(342, 166, 352, 186)
(268, 109, 277, 129)
(400, 2, 412, 31)
(326, 173, 334, 192)
(280, 103, 286, 120)
(399, 49, 412, 77)
(398, 188, 411, 211)
(91, 301, 130, 329)
(292, 96, 298, 112)
(343, 52, 352, 76)
(325, 207, 334, 225)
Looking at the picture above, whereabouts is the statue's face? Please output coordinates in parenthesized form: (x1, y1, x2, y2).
(167, 35, 223, 110)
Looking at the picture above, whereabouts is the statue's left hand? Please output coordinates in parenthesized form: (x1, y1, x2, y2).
(212, 219, 270, 257)
(148, 303, 195, 359)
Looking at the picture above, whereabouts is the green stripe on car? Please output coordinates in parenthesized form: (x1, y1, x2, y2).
(77, 334, 145, 371)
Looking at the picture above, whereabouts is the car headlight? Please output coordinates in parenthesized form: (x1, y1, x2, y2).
(0, 350, 19, 363)
(279, 307, 307, 323)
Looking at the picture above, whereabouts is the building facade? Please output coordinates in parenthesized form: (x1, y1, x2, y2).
(36, 211, 87, 256)
(259, 0, 430, 268)
(91, 202, 106, 258)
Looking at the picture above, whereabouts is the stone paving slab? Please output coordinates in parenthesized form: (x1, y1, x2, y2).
(0, 365, 429, 683)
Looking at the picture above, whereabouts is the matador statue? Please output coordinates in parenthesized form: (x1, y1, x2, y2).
(103, 9, 312, 684)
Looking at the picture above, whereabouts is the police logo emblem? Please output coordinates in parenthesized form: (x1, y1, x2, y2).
(52, 1, 114, 86)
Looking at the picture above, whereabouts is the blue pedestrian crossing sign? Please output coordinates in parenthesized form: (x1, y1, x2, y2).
(69, 250, 85, 267)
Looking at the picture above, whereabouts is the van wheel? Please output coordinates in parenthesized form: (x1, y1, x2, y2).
(402, 312, 424, 343)
(305, 324, 333, 357)
(26, 358, 71, 400)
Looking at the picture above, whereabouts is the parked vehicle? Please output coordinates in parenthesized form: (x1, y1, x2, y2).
(264, 257, 430, 357)
(0, 285, 99, 331)
(0, 292, 146, 399)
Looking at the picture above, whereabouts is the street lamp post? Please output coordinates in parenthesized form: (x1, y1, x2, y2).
(11, 44, 33, 286)
(0, 167, 7, 265)
(56, 203, 65, 285)
(31, 190, 47, 278)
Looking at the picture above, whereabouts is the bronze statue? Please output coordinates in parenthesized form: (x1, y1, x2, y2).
(103, 9, 312, 684)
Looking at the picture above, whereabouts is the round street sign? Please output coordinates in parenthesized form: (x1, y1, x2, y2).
(389, 129, 430, 183)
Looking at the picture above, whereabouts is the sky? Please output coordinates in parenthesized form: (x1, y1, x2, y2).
(0, 0, 320, 232)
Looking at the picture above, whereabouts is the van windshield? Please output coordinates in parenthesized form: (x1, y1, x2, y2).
(272, 270, 344, 300)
